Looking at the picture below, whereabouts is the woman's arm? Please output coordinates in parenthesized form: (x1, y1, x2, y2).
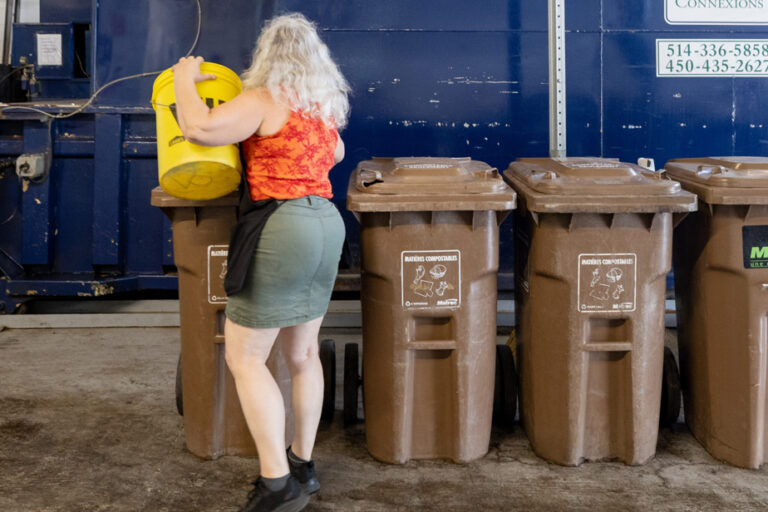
(334, 135, 345, 164)
(172, 56, 266, 146)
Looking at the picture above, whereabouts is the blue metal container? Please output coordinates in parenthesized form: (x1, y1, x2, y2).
(1, 0, 766, 311)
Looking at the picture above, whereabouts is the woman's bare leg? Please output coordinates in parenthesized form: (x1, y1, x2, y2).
(278, 316, 325, 461)
(224, 318, 289, 478)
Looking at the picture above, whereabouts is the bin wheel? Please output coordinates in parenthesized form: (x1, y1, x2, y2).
(319, 339, 336, 426)
(493, 344, 517, 428)
(660, 346, 681, 428)
(175, 352, 183, 416)
(344, 342, 361, 427)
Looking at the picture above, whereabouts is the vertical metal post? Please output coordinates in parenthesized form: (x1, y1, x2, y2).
(549, 0, 567, 159)
(3, 0, 19, 65)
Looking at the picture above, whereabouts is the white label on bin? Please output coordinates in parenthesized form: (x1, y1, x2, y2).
(577, 253, 636, 314)
(401, 250, 461, 310)
(207, 245, 229, 304)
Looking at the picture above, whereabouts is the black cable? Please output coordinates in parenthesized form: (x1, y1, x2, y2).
(0, 66, 22, 88)
(74, 51, 89, 78)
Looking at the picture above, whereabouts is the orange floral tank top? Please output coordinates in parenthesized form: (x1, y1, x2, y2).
(242, 110, 338, 201)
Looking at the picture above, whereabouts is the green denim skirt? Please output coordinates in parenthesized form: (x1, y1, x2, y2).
(225, 196, 345, 329)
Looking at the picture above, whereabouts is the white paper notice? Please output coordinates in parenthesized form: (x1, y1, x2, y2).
(666, 0, 768, 25)
(36, 33, 62, 66)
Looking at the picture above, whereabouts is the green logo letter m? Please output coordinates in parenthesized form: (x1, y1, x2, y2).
(751, 246, 768, 259)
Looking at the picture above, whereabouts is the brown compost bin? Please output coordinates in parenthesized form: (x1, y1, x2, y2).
(666, 157, 768, 469)
(151, 187, 293, 459)
(346, 157, 516, 463)
(504, 157, 696, 466)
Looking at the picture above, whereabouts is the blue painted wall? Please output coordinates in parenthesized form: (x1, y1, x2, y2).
(1, 0, 767, 309)
(39, 0, 91, 23)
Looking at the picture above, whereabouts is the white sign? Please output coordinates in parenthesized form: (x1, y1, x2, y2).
(666, 0, 768, 25)
(36, 33, 62, 66)
(577, 253, 637, 314)
(401, 250, 461, 309)
(657, 39, 768, 76)
(207, 245, 228, 304)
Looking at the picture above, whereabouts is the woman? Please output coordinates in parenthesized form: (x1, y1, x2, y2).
(172, 13, 349, 512)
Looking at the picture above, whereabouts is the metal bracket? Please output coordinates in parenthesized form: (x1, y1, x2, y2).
(16, 118, 52, 182)
(0, 248, 24, 278)
(16, 152, 47, 180)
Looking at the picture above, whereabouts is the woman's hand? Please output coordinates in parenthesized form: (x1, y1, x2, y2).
(171, 56, 217, 84)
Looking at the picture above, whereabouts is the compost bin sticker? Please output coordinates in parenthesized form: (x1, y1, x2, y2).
(577, 253, 637, 313)
(207, 245, 228, 304)
(401, 250, 461, 309)
(742, 226, 768, 268)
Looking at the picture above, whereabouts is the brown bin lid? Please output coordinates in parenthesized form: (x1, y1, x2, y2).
(346, 157, 516, 212)
(504, 157, 697, 213)
(664, 157, 768, 205)
(150, 186, 239, 208)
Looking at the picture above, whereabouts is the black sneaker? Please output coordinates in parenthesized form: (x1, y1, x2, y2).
(238, 476, 308, 512)
(287, 448, 320, 495)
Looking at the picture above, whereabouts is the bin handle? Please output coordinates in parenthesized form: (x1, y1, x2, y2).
(359, 169, 384, 188)
(474, 167, 501, 180)
(697, 165, 726, 176)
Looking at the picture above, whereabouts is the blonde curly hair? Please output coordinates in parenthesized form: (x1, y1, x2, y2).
(241, 13, 351, 129)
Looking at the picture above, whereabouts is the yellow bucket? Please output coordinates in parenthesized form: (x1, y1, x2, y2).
(151, 62, 242, 200)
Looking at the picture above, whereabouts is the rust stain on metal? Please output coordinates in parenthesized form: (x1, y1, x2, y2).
(90, 283, 114, 297)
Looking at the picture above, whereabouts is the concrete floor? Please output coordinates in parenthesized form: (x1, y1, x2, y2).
(1, 324, 768, 512)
